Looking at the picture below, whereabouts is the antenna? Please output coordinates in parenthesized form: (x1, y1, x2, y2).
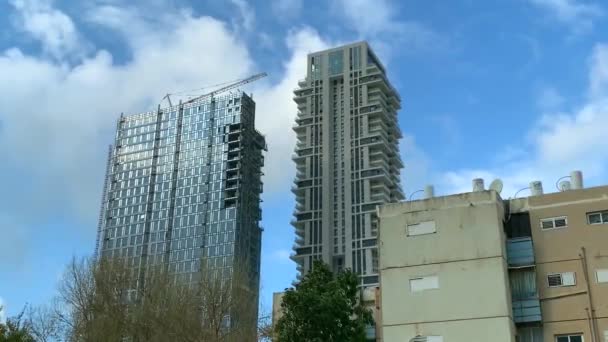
(559, 181, 572, 191)
(409, 189, 424, 200)
(513, 187, 530, 199)
(555, 175, 570, 191)
(489, 179, 503, 195)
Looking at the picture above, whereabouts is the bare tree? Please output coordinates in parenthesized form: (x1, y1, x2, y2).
(195, 264, 258, 342)
(26, 303, 61, 342)
(257, 311, 273, 342)
(54, 256, 259, 342)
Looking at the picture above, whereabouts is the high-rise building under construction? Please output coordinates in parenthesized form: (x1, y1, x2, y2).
(95, 90, 266, 323)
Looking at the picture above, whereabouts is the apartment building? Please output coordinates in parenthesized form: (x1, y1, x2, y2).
(378, 190, 515, 341)
(377, 173, 608, 342)
(291, 41, 403, 286)
(510, 181, 608, 342)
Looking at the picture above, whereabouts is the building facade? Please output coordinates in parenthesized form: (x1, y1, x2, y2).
(378, 191, 515, 342)
(377, 176, 608, 342)
(510, 184, 608, 342)
(95, 92, 266, 323)
(291, 41, 403, 286)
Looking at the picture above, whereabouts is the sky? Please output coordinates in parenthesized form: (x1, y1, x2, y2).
(1, 0, 608, 319)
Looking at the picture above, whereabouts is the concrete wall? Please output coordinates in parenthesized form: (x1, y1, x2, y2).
(378, 191, 515, 342)
(383, 317, 514, 342)
(271, 292, 284, 329)
(381, 257, 512, 325)
(379, 191, 506, 269)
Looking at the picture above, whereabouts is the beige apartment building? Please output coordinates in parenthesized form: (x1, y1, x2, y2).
(377, 174, 608, 342)
(515, 185, 608, 342)
(378, 191, 515, 341)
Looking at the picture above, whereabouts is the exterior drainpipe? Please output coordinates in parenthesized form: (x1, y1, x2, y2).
(585, 308, 595, 342)
(580, 247, 599, 342)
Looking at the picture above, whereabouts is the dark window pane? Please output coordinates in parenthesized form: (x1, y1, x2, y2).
(554, 218, 567, 227)
(542, 220, 554, 229)
(588, 213, 602, 224)
(569, 336, 582, 342)
(556, 337, 569, 342)
(548, 274, 562, 287)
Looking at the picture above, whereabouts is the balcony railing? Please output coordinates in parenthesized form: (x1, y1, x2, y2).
(512, 297, 542, 323)
(506, 237, 535, 268)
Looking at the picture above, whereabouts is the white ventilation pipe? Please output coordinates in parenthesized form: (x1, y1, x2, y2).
(530, 181, 544, 196)
(424, 185, 435, 199)
(570, 170, 584, 190)
(559, 181, 572, 191)
(472, 178, 485, 192)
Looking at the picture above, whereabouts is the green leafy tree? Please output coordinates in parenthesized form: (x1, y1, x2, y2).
(0, 306, 35, 342)
(275, 261, 372, 342)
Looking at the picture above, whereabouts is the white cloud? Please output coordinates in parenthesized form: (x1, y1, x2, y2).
(271, 0, 303, 19)
(0, 2, 330, 227)
(333, 0, 444, 61)
(0, 9, 253, 220)
(229, 0, 255, 32)
(9, 0, 86, 60)
(257, 32, 275, 49)
(529, 0, 603, 33)
(590, 43, 608, 97)
(336, 0, 395, 35)
(253, 28, 331, 192)
(438, 43, 608, 197)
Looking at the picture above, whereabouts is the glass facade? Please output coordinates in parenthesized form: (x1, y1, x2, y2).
(96, 91, 266, 317)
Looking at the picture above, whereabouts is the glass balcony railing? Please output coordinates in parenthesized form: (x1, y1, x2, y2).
(506, 237, 535, 268)
(512, 297, 542, 323)
(507, 236, 542, 323)
(364, 325, 376, 340)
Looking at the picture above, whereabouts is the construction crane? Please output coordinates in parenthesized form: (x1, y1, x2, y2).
(161, 72, 267, 108)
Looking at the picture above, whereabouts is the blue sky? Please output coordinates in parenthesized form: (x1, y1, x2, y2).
(2, 0, 608, 319)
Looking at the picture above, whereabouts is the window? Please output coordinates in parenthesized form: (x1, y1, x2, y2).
(410, 275, 439, 292)
(555, 334, 583, 342)
(410, 336, 443, 342)
(541, 216, 568, 230)
(596, 269, 608, 283)
(426, 337, 444, 342)
(548, 272, 576, 287)
(587, 210, 608, 225)
(407, 221, 437, 236)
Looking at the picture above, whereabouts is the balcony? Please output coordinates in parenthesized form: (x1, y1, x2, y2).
(509, 265, 541, 324)
(506, 237, 535, 268)
(512, 297, 542, 323)
(294, 246, 312, 256)
(294, 227, 305, 238)
(365, 325, 376, 340)
(295, 236, 304, 246)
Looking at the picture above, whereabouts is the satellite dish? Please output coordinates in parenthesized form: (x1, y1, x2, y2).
(489, 178, 503, 194)
(559, 180, 572, 191)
